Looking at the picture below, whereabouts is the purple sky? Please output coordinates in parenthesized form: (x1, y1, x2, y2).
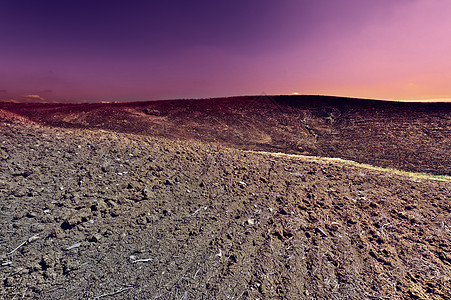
(1, 0, 450, 102)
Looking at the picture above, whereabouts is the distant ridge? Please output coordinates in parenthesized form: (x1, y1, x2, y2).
(1, 93, 451, 104)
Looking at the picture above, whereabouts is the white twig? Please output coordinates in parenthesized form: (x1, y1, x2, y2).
(92, 287, 132, 300)
(316, 227, 327, 236)
(191, 206, 207, 216)
(132, 258, 152, 263)
(193, 268, 200, 279)
(191, 207, 202, 216)
(7, 234, 39, 255)
(65, 243, 81, 250)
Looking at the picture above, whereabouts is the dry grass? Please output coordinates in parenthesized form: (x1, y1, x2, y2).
(249, 150, 451, 183)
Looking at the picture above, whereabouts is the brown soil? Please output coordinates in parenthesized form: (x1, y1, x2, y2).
(0, 97, 450, 299)
(1, 95, 450, 175)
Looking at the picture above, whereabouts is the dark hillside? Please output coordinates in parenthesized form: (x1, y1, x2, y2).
(1, 95, 450, 174)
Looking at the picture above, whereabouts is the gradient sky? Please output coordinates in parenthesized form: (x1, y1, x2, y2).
(1, 0, 451, 102)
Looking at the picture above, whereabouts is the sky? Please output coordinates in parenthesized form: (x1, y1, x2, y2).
(1, 0, 451, 103)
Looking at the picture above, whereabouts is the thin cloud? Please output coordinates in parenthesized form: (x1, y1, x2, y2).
(23, 94, 45, 101)
(0, 98, 21, 103)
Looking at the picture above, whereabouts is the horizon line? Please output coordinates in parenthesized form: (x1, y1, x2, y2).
(1, 94, 451, 104)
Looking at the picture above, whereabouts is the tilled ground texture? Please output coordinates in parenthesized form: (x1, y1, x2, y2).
(0, 119, 450, 299)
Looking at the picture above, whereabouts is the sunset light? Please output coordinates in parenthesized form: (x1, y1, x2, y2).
(0, 1, 450, 102)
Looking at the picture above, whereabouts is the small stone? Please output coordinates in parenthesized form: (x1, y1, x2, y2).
(101, 229, 113, 236)
(247, 218, 255, 225)
(4, 277, 15, 287)
(13, 189, 27, 197)
(45, 269, 58, 280)
(62, 260, 78, 274)
(41, 254, 55, 269)
(26, 212, 37, 218)
(142, 188, 153, 200)
(89, 234, 102, 243)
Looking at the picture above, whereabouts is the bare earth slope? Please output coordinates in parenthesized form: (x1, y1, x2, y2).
(1, 95, 450, 175)
(0, 114, 450, 299)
